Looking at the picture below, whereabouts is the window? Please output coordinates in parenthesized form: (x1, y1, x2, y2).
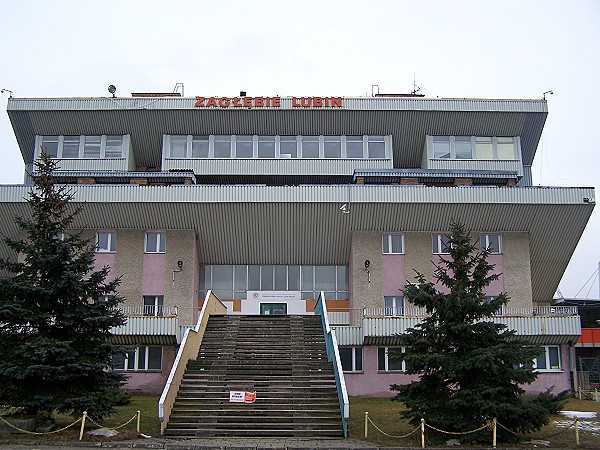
(113, 346, 162, 371)
(534, 346, 561, 371)
(378, 347, 407, 371)
(145, 232, 166, 253)
(258, 136, 275, 158)
(105, 136, 124, 158)
(345, 136, 364, 158)
(339, 347, 363, 372)
(497, 137, 516, 160)
(62, 136, 81, 158)
(433, 136, 451, 159)
(143, 295, 164, 316)
(367, 136, 386, 158)
(191, 136, 209, 158)
(279, 136, 298, 158)
(475, 137, 494, 159)
(432, 233, 451, 254)
(324, 136, 341, 158)
(480, 234, 502, 254)
(96, 231, 116, 252)
(382, 234, 404, 254)
(213, 135, 231, 158)
(83, 136, 101, 158)
(169, 136, 187, 158)
(234, 135, 254, 158)
(40, 136, 59, 157)
(454, 136, 472, 159)
(301, 136, 320, 158)
(54, 232, 68, 241)
(384, 296, 404, 316)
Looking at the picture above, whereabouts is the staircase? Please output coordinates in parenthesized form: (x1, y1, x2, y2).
(164, 314, 344, 437)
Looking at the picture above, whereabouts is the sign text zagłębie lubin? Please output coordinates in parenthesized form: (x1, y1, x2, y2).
(194, 96, 343, 109)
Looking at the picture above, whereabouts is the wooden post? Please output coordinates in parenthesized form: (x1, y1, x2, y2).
(492, 417, 497, 449)
(575, 418, 580, 446)
(364, 411, 368, 438)
(137, 410, 141, 433)
(79, 411, 87, 441)
(421, 418, 425, 448)
(595, 388, 598, 402)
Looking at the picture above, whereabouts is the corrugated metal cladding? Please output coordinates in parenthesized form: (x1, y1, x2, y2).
(8, 99, 547, 167)
(0, 184, 594, 301)
(108, 335, 177, 345)
(112, 316, 179, 336)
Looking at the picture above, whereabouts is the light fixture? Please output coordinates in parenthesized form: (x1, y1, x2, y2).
(364, 260, 371, 283)
(108, 85, 116, 98)
(1, 88, 13, 98)
(542, 90, 553, 100)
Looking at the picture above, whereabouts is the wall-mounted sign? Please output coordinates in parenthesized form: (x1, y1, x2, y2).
(194, 96, 343, 109)
(248, 291, 301, 301)
(229, 391, 257, 403)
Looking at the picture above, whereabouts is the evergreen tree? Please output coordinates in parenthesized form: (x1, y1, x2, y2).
(391, 222, 566, 440)
(0, 154, 126, 419)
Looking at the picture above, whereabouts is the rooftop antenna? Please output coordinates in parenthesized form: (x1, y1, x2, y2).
(543, 90, 553, 100)
(107, 85, 116, 98)
(1, 88, 13, 98)
(411, 73, 423, 95)
(173, 82, 184, 97)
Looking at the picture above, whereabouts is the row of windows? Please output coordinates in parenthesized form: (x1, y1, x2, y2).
(200, 265, 349, 300)
(340, 346, 562, 373)
(166, 135, 388, 160)
(95, 231, 165, 253)
(431, 136, 519, 161)
(112, 346, 162, 371)
(39, 135, 125, 159)
(383, 233, 502, 255)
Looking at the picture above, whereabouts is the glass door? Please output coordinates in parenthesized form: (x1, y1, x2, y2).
(260, 303, 287, 315)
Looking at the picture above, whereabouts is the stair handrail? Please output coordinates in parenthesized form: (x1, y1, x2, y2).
(158, 290, 227, 435)
(315, 292, 349, 437)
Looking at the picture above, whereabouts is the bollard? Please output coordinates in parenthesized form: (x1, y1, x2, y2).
(492, 417, 497, 449)
(575, 417, 580, 446)
(137, 410, 141, 433)
(79, 411, 87, 441)
(421, 418, 425, 448)
(364, 411, 368, 438)
(595, 388, 598, 403)
(579, 387, 583, 400)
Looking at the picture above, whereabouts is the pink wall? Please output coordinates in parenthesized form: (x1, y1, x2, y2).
(486, 254, 505, 296)
(383, 255, 405, 296)
(344, 345, 573, 397)
(94, 253, 115, 279)
(142, 253, 165, 295)
(122, 345, 176, 395)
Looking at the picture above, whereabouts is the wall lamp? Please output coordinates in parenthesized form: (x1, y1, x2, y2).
(172, 260, 184, 284)
(365, 260, 371, 283)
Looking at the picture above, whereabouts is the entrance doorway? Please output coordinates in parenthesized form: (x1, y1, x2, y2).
(260, 303, 287, 315)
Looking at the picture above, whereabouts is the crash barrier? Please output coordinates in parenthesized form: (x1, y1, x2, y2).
(0, 410, 141, 440)
(364, 411, 582, 448)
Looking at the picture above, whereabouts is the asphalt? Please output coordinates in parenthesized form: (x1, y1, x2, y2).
(0, 436, 382, 450)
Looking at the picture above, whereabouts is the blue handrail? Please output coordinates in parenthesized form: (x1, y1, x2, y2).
(314, 292, 349, 437)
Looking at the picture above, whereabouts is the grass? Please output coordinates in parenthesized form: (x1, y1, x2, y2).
(4, 395, 600, 447)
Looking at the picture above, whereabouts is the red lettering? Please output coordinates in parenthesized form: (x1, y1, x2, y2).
(301, 97, 311, 107)
(292, 97, 301, 107)
(313, 97, 323, 107)
(331, 97, 343, 108)
(233, 97, 242, 107)
(324, 97, 330, 107)
(206, 97, 218, 107)
(219, 97, 231, 108)
(194, 96, 205, 107)
(243, 97, 253, 109)
(254, 97, 264, 107)
(272, 97, 281, 107)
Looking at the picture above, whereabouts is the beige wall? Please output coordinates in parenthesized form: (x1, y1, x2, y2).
(503, 232, 533, 308)
(164, 230, 198, 325)
(403, 232, 433, 289)
(113, 230, 144, 306)
(350, 232, 383, 310)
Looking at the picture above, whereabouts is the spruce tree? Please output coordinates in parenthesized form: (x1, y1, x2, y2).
(0, 153, 126, 419)
(391, 222, 566, 440)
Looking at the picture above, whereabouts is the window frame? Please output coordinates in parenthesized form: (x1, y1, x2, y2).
(378, 347, 408, 372)
(534, 346, 562, 372)
(96, 231, 116, 253)
(145, 231, 166, 253)
(384, 296, 404, 316)
(143, 295, 164, 316)
(113, 346, 162, 371)
(339, 347, 363, 372)
(382, 234, 404, 254)
(432, 233, 452, 255)
(480, 233, 502, 254)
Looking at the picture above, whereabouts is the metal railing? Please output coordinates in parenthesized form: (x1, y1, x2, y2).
(314, 292, 349, 437)
(327, 305, 578, 326)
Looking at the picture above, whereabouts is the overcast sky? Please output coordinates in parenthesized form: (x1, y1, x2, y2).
(1, 0, 598, 298)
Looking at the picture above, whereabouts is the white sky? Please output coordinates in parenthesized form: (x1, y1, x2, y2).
(0, 0, 598, 298)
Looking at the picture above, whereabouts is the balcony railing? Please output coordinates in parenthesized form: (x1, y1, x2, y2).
(118, 305, 178, 317)
(329, 306, 578, 327)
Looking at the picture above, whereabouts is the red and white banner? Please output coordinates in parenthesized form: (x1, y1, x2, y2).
(229, 391, 257, 403)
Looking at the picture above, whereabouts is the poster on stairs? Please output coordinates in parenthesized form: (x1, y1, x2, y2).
(229, 391, 257, 403)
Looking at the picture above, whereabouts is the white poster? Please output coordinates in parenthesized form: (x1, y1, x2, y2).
(247, 291, 301, 301)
